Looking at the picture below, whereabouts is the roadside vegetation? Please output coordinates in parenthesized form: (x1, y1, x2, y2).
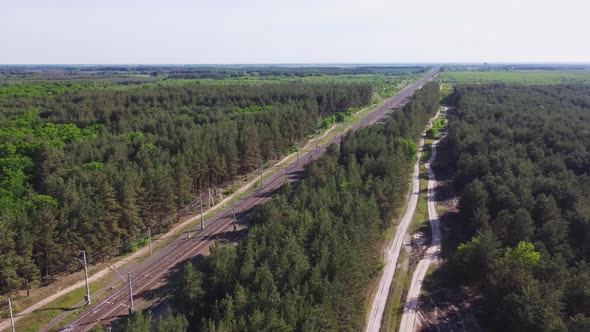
(443, 84, 590, 330)
(382, 107, 446, 331)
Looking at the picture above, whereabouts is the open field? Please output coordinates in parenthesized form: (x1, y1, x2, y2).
(441, 70, 590, 84)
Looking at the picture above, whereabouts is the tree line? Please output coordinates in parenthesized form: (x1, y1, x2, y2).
(446, 84, 590, 331)
(0, 81, 372, 294)
(168, 82, 440, 331)
(0, 65, 424, 84)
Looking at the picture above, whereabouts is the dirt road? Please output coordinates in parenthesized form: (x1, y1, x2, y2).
(399, 117, 447, 332)
(365, 109, 441, 332)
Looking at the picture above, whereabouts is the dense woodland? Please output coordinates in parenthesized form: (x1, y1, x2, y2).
(0, 81, 373, 294)
(447, 84, 590, 331)
(0, 65, 424, 83)
(169, 82, 439, 331)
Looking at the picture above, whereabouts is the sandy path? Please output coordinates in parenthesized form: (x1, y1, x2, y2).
(365, 110, 441, 332)
(399, 112, 447, 332)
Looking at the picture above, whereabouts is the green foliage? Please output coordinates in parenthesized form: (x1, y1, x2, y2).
(458, 180, 489, 232)
(172, 82, 440, 331)
(233, 105, 273, 113)
(285, 144, 299, 154)
(121, 309, 189, 332)
(156, 309, 189, 332)
(319, 114, 337, 129)
(0, 79, 375, 293)
(500, 280, 566, 331)
(397, 138, 418, 160)
(454, 231, 501, 283)
(0, 82, 98, 97)
(81, 162, 104, 171)
(448, 84, 590, 329)
(128, 237, 150, 253)
(503, 242, 540, 269)
(439, 83, 454, 103)
(425, 127, 438, 138)
(123, 311, 152, 332)
(426, 117, 445, 139)
(173, 263, 204, 321)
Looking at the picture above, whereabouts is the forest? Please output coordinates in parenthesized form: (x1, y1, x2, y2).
(167, 82, 440, 331)
(446, 84, 590, 331)
(0, 79, 374, 294)
(0, 65, 424, 83)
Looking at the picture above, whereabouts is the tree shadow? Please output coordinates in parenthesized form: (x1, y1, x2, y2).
(420, 265, 484, 332)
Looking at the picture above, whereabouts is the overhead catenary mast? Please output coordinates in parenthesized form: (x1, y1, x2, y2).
(199, 189, 205, 230)
(8, 297, 15, 332)
(127, 272, 134, 315)
(82, 251, 91, 305)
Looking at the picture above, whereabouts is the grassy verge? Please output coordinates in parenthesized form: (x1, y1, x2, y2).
(380, 110, 447, 329)
(412, 110, 446, 236)
(381, 145, 430, 330)
(381, 248, 412, 332)
(409, 138, 433, 235)
(14, 278, 113, 332)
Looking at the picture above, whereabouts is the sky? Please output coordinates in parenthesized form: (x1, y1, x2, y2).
(1, 0, 589, 64)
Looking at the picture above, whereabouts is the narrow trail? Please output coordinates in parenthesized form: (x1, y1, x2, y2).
(365, 110, 441, 332)
(399, 112, 447, 332)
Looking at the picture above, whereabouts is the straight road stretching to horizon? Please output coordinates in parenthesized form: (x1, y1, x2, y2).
(32, 68, 440, 332)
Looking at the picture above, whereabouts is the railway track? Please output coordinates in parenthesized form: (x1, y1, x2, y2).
(58, 67, 440, 331)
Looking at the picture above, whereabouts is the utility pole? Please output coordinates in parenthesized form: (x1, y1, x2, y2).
(148, 227, 153, 255)
(208, 187, 214, 209)
(218, 190, 225, 207)
(127, 272, 134, 315)
(232, 204, 237, 232)
(285, 166, 288, 181)
(82, 251, 91, 305)
(296, 150, 299, 164)
(199, 190, 205, 230)
(8, 297, 15, 332)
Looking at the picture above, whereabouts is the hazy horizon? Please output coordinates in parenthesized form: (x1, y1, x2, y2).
(2, 62, 590, 67)
(2, 0, 589, 64)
